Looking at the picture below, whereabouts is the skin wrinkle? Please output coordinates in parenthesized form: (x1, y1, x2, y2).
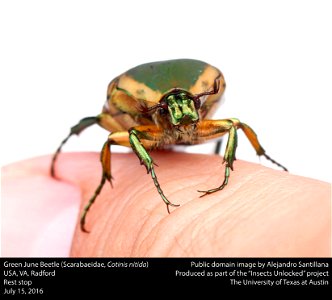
(131, 208, 157, 256)
(189, 215, 214, 256)
(195, 206, 240, 255)
(216, 177, 284, 255)
(240, 182, 326, 256)
(136, 180, 203, 255)
(138, 197, 203, 256)
(124, 178, 175, 255)
(106, 184, 145, 255)
(139, 212, 169, 256)
(191, 213, 216, 256)
(182, 202, 233, 255)
(121, 174, 182, 255)
(172, 236, 192, 256)
(169, 207, 209, 256)
(140, 208, 183, 256)
(148, 192, 225, 256)
(136, 219, 163, 256)
(167, 214, 208, 256)
(130, 170, 205, 254)
(134, 187, 200, 256)
(130, 181, 187, 256)
(93, 198, 117, 257)
(92, 224, 105, 257)
(100, 189, 125, 254)
(117, 191, 155, 256)
(165, 209, 208, 256)
(296, 189, 329, 253)
(87, 186, 139, 256)
(225, 201, 272, 254)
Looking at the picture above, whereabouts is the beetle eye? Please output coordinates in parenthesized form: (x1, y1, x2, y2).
(194, 97, 201, 109)
(158, 101, 168, 115)
(160, 101, 168, 110)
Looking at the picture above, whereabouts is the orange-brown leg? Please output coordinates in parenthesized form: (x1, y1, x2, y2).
(195, 118, 287, 196)
(80, 125, 179, 232)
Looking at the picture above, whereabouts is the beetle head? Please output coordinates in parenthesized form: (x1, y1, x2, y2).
(142, 87, 218, 126)
(159, 90, 200, 126)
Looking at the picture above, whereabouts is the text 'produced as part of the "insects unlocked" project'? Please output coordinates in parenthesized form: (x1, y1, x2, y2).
(175, 260, 329, 286)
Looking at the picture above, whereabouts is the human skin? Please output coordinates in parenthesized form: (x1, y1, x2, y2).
(1, 152, 331, 257)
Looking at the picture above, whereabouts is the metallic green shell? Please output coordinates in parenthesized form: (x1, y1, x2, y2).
(125, 59, 208, 93)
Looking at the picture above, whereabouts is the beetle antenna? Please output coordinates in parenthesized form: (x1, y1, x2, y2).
(138, 102, 161, 115)
(194, 72, 222, 99)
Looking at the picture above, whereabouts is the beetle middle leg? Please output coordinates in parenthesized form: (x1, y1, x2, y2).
(196, 119, 287, 197)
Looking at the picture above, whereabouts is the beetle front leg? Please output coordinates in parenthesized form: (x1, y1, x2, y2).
(129, 127, 180, 213)
(197, 119, 238, 197)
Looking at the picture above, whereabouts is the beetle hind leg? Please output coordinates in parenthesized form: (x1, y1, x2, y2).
(214, 139, 223, 155)
(238, 122, 288, 171)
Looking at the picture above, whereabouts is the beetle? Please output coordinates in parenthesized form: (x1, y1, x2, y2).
(51, 58, 287, 232)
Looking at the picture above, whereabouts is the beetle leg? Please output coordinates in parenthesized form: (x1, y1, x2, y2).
(238, 122, 288, 171)
(50, 117, 98, 177)
(196, 119, 237, 196)
(80, 139, 113, 232)
(214, 139, 223, 155)
(51, 113, 125, 178)
(196, 119, 287, 197)
(80, 128, 165, 232)
(128, 126, 180, 213)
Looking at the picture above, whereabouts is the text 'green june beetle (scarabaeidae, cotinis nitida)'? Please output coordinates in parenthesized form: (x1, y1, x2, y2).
(51, 59, 287, 232)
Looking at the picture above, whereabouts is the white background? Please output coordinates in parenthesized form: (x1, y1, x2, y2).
(1, 0, 331, 183)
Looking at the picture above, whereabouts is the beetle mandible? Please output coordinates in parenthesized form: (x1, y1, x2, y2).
(51, 59, 287, 232)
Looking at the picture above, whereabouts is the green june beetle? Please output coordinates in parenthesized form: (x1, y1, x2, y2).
(51, 59, 287, 232)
